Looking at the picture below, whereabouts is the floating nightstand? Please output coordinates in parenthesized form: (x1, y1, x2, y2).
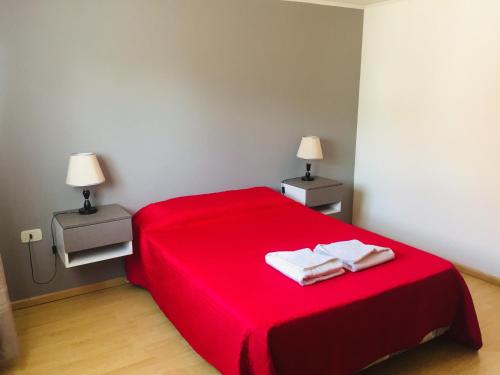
(53, 204, 132, 268)
(281, 177, 344, 217)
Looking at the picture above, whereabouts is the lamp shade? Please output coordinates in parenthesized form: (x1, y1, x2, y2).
(297, 136, 323, 160)
(66, 153, 105, 187)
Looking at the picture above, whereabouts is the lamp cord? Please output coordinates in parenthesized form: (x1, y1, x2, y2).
(50, 214, 57, 250)
(27, 237, 57, 285)
(26, 214, 60, 284)
(26, 210, 79, 285)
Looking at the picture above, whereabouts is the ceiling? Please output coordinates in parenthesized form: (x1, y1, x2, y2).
(284, 0, 392, 9)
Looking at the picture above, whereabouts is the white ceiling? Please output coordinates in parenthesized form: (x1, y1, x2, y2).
(284, 0, 392, 9)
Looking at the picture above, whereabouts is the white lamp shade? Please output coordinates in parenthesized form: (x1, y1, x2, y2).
(66, 153, 105, 187)
(296, 136, 323, 160)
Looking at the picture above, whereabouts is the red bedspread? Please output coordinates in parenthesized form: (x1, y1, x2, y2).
(126, 187, 481, 375)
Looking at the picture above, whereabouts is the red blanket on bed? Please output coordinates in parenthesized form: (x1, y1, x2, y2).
(126, 187, 481, 375)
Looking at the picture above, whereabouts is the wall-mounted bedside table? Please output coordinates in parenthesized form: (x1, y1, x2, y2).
(281, 177, 344, 217)
(53, 204, 132, 268)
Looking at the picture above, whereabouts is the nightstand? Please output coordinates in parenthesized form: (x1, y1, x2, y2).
(53, 204, 133, 268)
(281, 177, 344, 217)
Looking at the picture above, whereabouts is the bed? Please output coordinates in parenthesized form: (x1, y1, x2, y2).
(125, 187, 482, 375)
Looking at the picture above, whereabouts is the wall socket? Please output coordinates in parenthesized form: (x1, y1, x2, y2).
(20, 229, 43, 243)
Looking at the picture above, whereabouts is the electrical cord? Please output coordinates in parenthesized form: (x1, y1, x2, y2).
(26, 210, 80, 285)
(27, 235, 57, 285)
(50, 214, 58, 252)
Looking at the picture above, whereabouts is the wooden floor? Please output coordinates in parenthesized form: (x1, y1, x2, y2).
(4, 274, 499, 375)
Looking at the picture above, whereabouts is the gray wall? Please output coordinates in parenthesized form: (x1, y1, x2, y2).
(0, 0, 363, 301)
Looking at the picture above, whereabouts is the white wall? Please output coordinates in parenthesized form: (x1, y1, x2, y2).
(354, 0, 500, 277)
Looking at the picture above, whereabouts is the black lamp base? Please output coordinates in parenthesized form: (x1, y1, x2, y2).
(79, 188, 98, 215)
(301, 162, 315, 181)
(79, 207, 98, 215)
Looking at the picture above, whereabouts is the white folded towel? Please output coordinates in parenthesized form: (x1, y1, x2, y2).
(315, 240, 395, 272)
(265, 248, 344, 286)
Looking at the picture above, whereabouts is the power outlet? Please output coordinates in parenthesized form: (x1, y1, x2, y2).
(21, 229, 43, 243)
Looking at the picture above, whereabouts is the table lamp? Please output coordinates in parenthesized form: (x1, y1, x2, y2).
(66, 153, 105, 215)
(297, 136, 323, 181)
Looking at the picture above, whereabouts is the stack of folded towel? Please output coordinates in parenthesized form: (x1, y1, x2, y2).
(265, 249, 344, 286)
(266, 240, 395, 285)
(315, 239, 395, 272)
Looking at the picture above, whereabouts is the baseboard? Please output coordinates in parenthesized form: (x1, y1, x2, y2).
(12, 277, 128, 310)
(454, 263, 500, 287)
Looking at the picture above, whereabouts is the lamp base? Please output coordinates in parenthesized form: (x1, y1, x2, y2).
(79, 207, 98, 215)
(79, 188, 98, 215)
(301, 175, 315, 182)
(301, 162, 315, 181)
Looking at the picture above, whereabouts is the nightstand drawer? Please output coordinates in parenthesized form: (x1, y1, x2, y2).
(282, 177, 343, 208)
(306, 185, 344, 207)
(63, 219, 132, 253)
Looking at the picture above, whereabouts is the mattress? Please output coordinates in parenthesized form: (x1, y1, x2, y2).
(126, 187, 481, 375)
